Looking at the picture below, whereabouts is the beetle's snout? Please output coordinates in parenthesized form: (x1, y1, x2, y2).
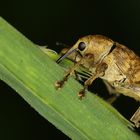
(56, 48, 77, 63)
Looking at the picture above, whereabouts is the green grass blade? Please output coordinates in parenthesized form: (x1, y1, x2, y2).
(0, 17, 139, 140)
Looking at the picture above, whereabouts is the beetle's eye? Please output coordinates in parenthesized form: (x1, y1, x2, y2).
(78, 42, 86, 51)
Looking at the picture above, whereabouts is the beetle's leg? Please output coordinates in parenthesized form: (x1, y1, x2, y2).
(78, 74, 98, 99)
(103, 80, 120, 104)
(55, 60, 83, 89)
(103, 80, 118, 95)
(130, 107, 140, 128)
(73, 70, 84, 81)
(106, 94, 120, 104)
(78, 63, 108, 99)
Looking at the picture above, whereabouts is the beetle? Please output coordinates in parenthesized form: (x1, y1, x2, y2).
(55, 35, 140, 127)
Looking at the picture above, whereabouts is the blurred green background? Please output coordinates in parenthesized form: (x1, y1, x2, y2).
(0, 0, 140, 139)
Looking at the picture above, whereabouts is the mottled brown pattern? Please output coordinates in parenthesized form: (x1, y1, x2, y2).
(113, 43, 140, 83)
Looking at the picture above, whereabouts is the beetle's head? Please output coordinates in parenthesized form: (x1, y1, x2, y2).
(57, 35, 114, 65)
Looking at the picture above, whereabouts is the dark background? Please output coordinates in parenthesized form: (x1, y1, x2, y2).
(0, 0, 140, 139)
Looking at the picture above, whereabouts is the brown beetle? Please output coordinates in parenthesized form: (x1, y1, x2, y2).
(55, 35, 140, 127)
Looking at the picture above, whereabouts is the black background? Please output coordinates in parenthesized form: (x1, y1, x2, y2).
(0, 0, 140, 139)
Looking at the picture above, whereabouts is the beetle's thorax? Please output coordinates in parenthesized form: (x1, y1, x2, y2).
(102, 43, 140, 83)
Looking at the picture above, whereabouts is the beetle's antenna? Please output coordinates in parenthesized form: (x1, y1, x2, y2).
(56, 42, 68, 48)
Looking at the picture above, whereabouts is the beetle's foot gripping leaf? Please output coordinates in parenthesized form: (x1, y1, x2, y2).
(78, 88, 86, 100)
(55, 80, 65, 90)
(55, 73, 71, 90)
(130, 107, 140, 128)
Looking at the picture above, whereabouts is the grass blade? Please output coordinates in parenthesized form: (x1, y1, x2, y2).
(0, 17, 139, 140)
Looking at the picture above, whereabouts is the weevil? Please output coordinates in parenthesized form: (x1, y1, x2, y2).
(55, 35, 140, 128)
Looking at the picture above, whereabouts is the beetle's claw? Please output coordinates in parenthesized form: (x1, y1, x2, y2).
(55, 80, 64, 90)
(78, 89, 86, 100)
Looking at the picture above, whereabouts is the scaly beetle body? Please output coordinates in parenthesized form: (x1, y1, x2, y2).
(56, 35, 140, 127)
